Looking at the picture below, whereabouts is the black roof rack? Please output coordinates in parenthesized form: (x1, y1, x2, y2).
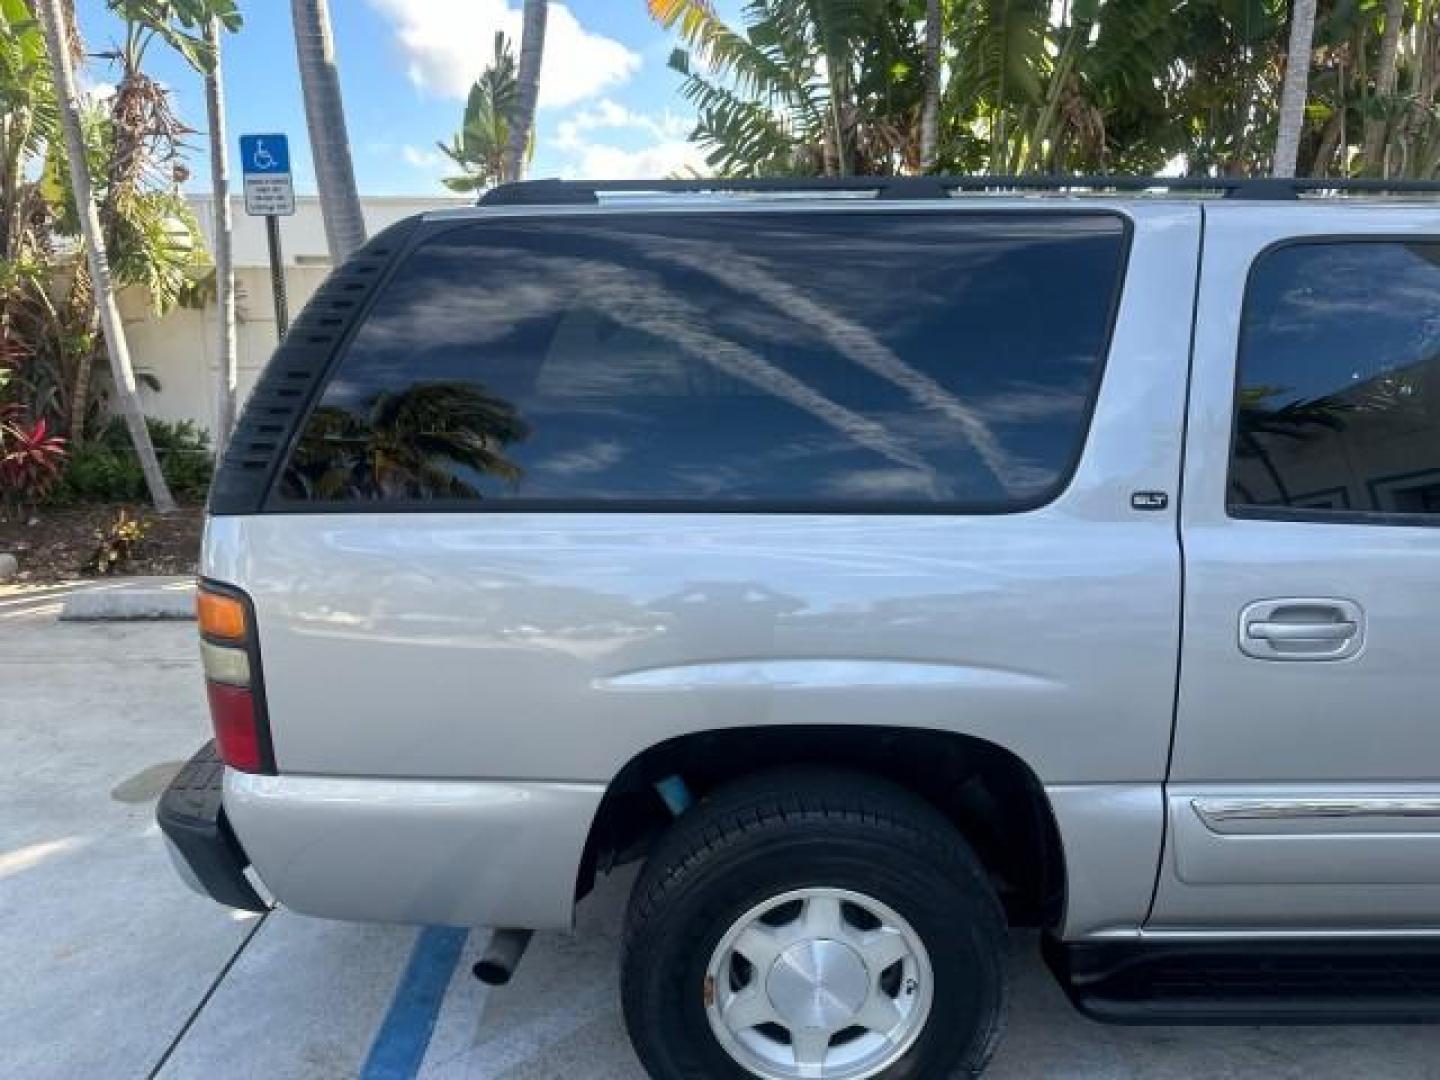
(479, 174, 1440, 206)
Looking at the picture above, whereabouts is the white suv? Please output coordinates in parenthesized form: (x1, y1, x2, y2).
(162, 177, 1440, 1079)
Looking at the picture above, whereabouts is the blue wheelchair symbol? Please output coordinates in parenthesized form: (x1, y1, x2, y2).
(240, 134, 290, 176)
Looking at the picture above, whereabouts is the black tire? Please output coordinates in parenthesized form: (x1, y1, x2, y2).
(621, 768, 1009, 1080)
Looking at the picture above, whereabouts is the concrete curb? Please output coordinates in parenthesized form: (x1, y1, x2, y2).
(60, 585, 196, 622)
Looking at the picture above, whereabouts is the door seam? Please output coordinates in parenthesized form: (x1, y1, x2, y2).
(1143, 203, 1208, 926)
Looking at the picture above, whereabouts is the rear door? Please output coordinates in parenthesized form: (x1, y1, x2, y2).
(1154, 204, 1440, 931)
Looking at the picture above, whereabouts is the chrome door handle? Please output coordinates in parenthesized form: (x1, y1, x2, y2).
(1246, 620, 1357, 642)
(1238, 599, 1365, 661)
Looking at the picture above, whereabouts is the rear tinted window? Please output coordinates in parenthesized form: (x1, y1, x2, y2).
(277, 212, 1127, 509)
(1231, 241, 1440, 520)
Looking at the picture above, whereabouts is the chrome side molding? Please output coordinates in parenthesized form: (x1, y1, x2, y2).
(1193, 797, 1440, 835)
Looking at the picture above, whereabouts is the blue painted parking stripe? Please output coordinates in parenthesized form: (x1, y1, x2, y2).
(360, 926, 470, 1080)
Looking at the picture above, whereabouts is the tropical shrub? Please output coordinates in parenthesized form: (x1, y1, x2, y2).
(47, 416, 212, 505)
(1, 407, 67, 505)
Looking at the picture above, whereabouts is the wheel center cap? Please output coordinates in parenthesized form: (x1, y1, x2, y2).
(765, 939, 870, 1031)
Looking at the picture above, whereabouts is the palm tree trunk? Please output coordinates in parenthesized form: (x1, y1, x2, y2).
(919, 0, 942, 171)
(1274, 0, 1319, 177)
(68, 297, 97, 442)
(36, 0, 174, 511)
(1024, 21, 1084, 172)
(291, 0, 366, 262)
(1312, 109, 1344, 176)
(205, 17, 238, 452)
(1364, 0, 1407, 174)
(503, 0, 548, 183)
(828, 97, 849, 175)
(1419, 1, 1440, 109)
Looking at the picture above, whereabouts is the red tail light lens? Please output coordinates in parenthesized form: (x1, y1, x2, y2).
(198, 580, 275, 774)
(207, 681, 264, 772)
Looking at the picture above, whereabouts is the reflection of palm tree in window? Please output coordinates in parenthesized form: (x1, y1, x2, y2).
(1232, 386, 1347, 504)
(285, 381, 530, 500)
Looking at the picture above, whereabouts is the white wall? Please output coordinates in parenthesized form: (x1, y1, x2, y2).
(126, 195, 470, 438)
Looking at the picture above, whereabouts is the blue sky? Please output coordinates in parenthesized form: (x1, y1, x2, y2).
(74, 0, 733, 195)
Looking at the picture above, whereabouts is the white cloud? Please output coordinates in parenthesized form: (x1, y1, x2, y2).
(552, 99, 706, 180)
(555, 99, 694, 150)
(401, 144, 443, 169)
(367, 0, 640, 108)
(566, 138, 709, 181)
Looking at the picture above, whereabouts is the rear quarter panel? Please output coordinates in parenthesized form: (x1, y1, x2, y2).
(206, 201, 1200, 936)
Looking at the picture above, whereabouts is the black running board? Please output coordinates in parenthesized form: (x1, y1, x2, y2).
(1043, 934, 1440, 1024)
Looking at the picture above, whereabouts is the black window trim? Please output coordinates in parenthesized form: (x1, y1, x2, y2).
(261, 207, 1135, 516)
(1227, 233, 1440, 530)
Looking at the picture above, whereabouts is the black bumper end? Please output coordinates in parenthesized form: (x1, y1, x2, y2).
(158, 741, 269, 914)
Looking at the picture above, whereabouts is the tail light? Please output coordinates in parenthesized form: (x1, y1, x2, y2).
(197, 580, 275, 773)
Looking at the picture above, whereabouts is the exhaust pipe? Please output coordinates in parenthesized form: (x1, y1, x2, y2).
(472, 928, 534, 986)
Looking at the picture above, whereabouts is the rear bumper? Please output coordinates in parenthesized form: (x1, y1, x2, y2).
(157, 742, 268, 913)
(223, 769, 605, 930)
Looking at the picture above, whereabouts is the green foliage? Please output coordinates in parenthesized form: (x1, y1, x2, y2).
(48, 416, 213, 505)
(0, 0, 60, 160)
(108, 0, 243, 75)
(0, 0, 236, 465)
(0, 368, 67, 506)
(108, 189, 215, 313)
(656, 0, 859, 175)
(438, 31, 521, 192)
(649, 0, 1440, 179)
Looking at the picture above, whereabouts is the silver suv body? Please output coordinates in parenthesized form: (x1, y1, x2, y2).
(162, 181, 1440, 1078)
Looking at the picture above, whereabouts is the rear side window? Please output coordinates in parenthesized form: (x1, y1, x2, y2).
(1231, 241, 1440, 520)
(276, 212, 1128, 510)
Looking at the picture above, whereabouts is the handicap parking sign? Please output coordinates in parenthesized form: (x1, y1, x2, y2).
(240, 133, 295, 216)
(241, 134, 290, 176)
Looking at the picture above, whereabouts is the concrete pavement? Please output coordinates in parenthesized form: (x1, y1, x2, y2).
(0, 588, 252, 1078)
(2, 596, 1439, 1079)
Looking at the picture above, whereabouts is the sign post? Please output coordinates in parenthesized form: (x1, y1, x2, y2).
(239, 133, 296, 339)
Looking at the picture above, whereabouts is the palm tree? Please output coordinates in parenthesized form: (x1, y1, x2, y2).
(366, 381, 529, 497)
(98, 0, 241, 451)
(1274, 0, 1319, 177)
(282, 382, 530, 500)
(651, 0, 913, 176)
(658, 1, 831, 175)
(35, 0, 175, 510)
(290, 0, 365, 261)
(204, 13, 238, 449)
(642, 0, 1440, 181)
(1364, 0, 1409, 173)
(920, 0, 942, 169)
(0, 0, 60, 350)
(438, 32, 519, 192)
(502, 0, 547, 183)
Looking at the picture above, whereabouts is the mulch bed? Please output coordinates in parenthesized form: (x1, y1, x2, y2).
(0, 503, 204, 584)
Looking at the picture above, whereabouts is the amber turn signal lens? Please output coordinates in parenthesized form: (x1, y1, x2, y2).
(197, 587, 247, 641)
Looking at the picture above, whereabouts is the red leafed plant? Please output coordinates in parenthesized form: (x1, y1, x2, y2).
(1, 408, 68, 506)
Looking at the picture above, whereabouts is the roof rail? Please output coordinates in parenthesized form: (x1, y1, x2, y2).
(478, 175, 1440, 206)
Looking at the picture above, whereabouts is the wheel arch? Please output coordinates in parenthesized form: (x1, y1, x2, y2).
(577, 724, 1067, 928)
